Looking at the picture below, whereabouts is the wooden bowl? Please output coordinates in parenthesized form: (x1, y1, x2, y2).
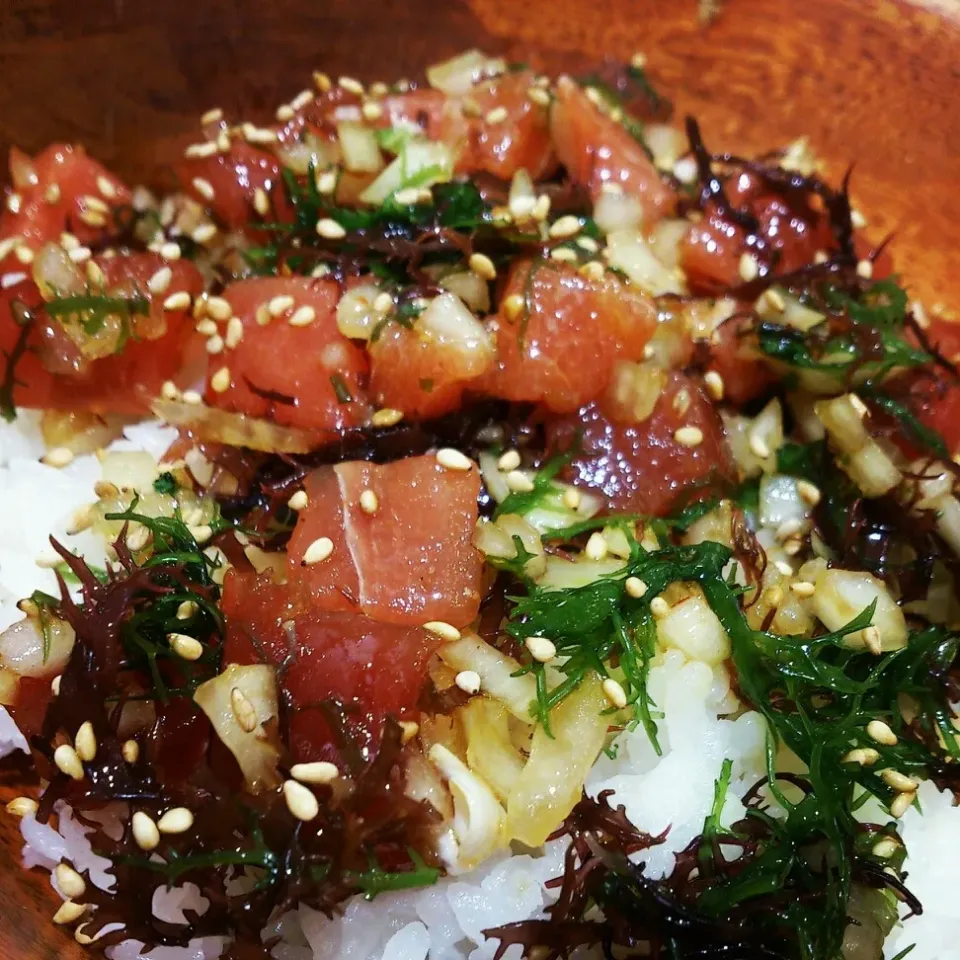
(0, 0, 957, 954)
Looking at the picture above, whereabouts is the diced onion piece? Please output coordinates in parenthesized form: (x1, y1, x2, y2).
(404, 748, 454, 820)
(101, 451, 159, 492)
(336, 283, 382, 340)
(0, 668, 20, 705)
(648, 218, 691, 270)
(815, 395, 869, 455)
(605, 229, 684, 296)
(436, 270, 490, 314)
(473, 514, 546, 579)
(505, 673, 608, 847)
(359, 140, 454, 205)
(461, 698, 525, 803)
(723, 399, 783, 478)
(810, 569, 907, 652)
(151, 400, 324, 454)
(426, 49, 505, 95)
(656, 590, 731, 665)
(336, 122, 384, 174)
(523, 485, 602, 536)
(477, 451, 511, 504)
(274, 131, 336, 176)
(846, 442, 902, 498)
(438, 633, 537, 723)
(538, 555, 626, 590)
(0, 614, 75, 679)
(605, 360, 667, 424)
(419, 292, 493, 364)
(41, 411, 132, 456)
(759, 475, 810, 530)
(933, 495, 960, 557)
(194, 664, 282, 793)
(643, 124, 686, 170)
(429, 743, 505, 873)
(683, 501, 735, 549)
(508, 168, 536, 217)
(787, 392, 826, 442)
(592, 191, 645, 234)
(32, 242, 85, 301)
(782, 294, 826, 332)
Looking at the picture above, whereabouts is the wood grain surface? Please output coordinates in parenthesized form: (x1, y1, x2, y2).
(0, 0, 958, 955)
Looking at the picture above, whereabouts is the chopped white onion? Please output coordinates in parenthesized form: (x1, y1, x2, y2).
(810, 569, 908, 652)
(336, 122, 384, 174)
(0, 614, 75, 679)
(604, 229, 684, 296)
(359, 140, 453, 206)
(656, 591, 731, 665)
(426, 49, 505, 95)
(592, 191, 645, 234)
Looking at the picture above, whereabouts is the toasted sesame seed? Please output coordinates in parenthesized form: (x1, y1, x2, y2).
(748, 431, 770, 459)
(6, 796, 38, 818)
(890, 790, 916, 819)
(526, 636, 557, 662)
(169, 632, 203, 661)
(527, 86, 551, 107)
(287, 490, 309, 511)
(266, 294, 293, 318)
(317, 169, 338, 195)
(317, 216, 347, 239)
(75, 722, 97, 763)
(650, 596, 671, 619)
(163, 290, 192, 312)
(674, 426, 703, 448)
(147, 266, 173, 296)
(54, 743, 84, 781)
(289, 304, 317, 327)
(43, 447, 74, 469)
(455, 670, 481, 695)
(630, 51, 648, 69)
(291, 761, 340, 785)
(216, 130, 231, 152)
(530, 194, 551, 221)
(313, 70, 332, 92)
(291, 88, 314, 111)
(84, 193, 110, 214)
(84, 259, 104, 287)
(399, 720, 420, 743)
(863, 626, 882, 655)
(548, 215, 582, 240)
(251, 187, 271, 219)
(202, 296, 229, 322)
(53, 901, 87, 925)
(851, 208, 868, 229)
(625, 577, 648, 599)
(338, 75, 365, 96)
(283, 778, 320, 821)
(181, 389, 203, 405)
(361, 100, 384, 121)
(230, 686, 258, 733)
(849, 393, 869, 417)
(15, 244, 34, 264)
(45, 182, 62, 203)
(122, 739, 140, 764)
(224, 316, 244, 348)
(775, 517, 802, 541)
(881, 768, 919, 793)
(468, 252, 496, 281)
(160, 241, 182, 261)
(192, 223, 218, 244)
(191, 177, 215, 202)
(371, 407, 403, 427)
(813, 250, 830, 264)
(737, 251, 759, 283)
(196, 318, 218, 336)
(201, 107, 224, 126)
(856, 259, 874, 279)
(497, 449, 522, 471)
(562, 487, 582, 510)
(275, 104, 296, 122)
(505, 469, 534, 492)
(485, 105, 509, 124)
(132, 811, 160, 851)
(359, 489, 379, 514)
(158, 807, 195, 835)
(789, 580, 816, 599)
(502, 293, 525, 322)
(424, 621, 461, 643)
(176, 599, 197, 620)
(796, 479, 822, 506)
(303, 536, 334, 565)
(210, 366, 231, 393)
(602, 677, 628, 709)
(578, 260, 606, 281)
(872, 837, 898, 858)
(184, 140, 218, 158)
(242, 123, 279, 145)
(66, 245, 90, 263)
(436, 447, 474, 471)
(6, 192, 21, 214)
(0, 237, 15, 261)
(585, 531, 608, 561)
(577, 237, 600, 254)
(549, 247, 578, 263)
(867, 719, 898, 746)
(55, 863, 87, 899)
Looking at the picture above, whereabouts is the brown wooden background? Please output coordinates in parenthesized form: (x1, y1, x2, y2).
(0, 0, 958, 955)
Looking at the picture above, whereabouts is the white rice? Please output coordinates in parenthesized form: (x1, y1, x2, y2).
(0, 415, 957, 959)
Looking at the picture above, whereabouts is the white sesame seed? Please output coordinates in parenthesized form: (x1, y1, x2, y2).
(505, 469, 534, 492)
(287, 490, 309, 511)
(160, 241, 182, 261)
(175, 600, 197, 620)
(303, 536, 334, 565)
(132, 811, 161, 851)
(224, 316, 244, 348)
(579, 260, 605, 281)
(562, 487, 582, 510)
(253, 186, 270, 217)
(242, 123, 279, 145)
(275, 104, 296, 122)
(44, 182, 61, 204)
(527, 87, 550, 107)
(625, 577, 648, 599)
(210, 366, 231, 393)
(867, 719, 898, 746)
(51, 675, 62, 695)
(0, 237, 16, 261)
(74, 722, 97, 763)
(191, 177, 215, 202)
(230, 686, 258, 733)
(317, 170, 338, 195)
(497, 449, 522, 472)
(184, 141, 218, 158)
(313, 70, 332, 91)
(182, 389, 203, 405)
(84, 194, 110, 213)
(14, 244, 34, 264)
(467, 252, 496, 281)
(53, 901, 87, 925)
(630, 51, 647, 69)
(549, 247, 578, 263)
(880, 768, 919, 793)
(290, 761, 340, 785)
(359, 489, 379, 514)
(169, 632, 203, 661)
(436, 448, 474, 471)
(316, 216, 347, 240)
(201, 107, 224, 126)
(156, 807, 194, 835)
(42, 446, 75, 469)
(289, 304, 317, 327)
(54, 744, 84, 780)
(872, 837, 899, 858)
(813, 250, 830, 264)
(525, 636, 557, 662)
(6, 796, 38, 818)
(576, 236, 600, 253)
(790, 581, 816, 598)
(6, 192, 22, 214)
(775, 518, 802, 541)
(361, 100, 384, 121)
(485, 105, 508, 124)
(548, 215, 582, 240)
(423, 621, 461, 643)
(763, 585, 784, 607)
(192, 223, 218, 245)
(85, 259, 104, 287)
(602, 677, 628, 709)
(796, 479, 821, 506)
(399, 720, 420, 743)
(455, 670, 481, 695)
(291, 88, 314, 111)
(373, 291, 394, 315)
(371, 407, 404, 428)
(268, 294, 295, 317)
(122, 739, 140, 764)
(283, 778, 320, 821)
(55, 863, 87, 900)
(674, 426, 703, 448)
(502, 293, 525, 322)
(196, 318, 218, 336)
(890, 791, 916, 819)
(650, 596, 671, 619)
(738, 252, 760, 283)
(64, 245, 89, 265)
(202, 295, 230, 321)
(146, 266, 172, 296)
(585, 531, 608, 561)
(163, 290, 192, 312)
(856, 259, 874, 279)
(338, 75, 365, 95)
(851, 208, 868, 229)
